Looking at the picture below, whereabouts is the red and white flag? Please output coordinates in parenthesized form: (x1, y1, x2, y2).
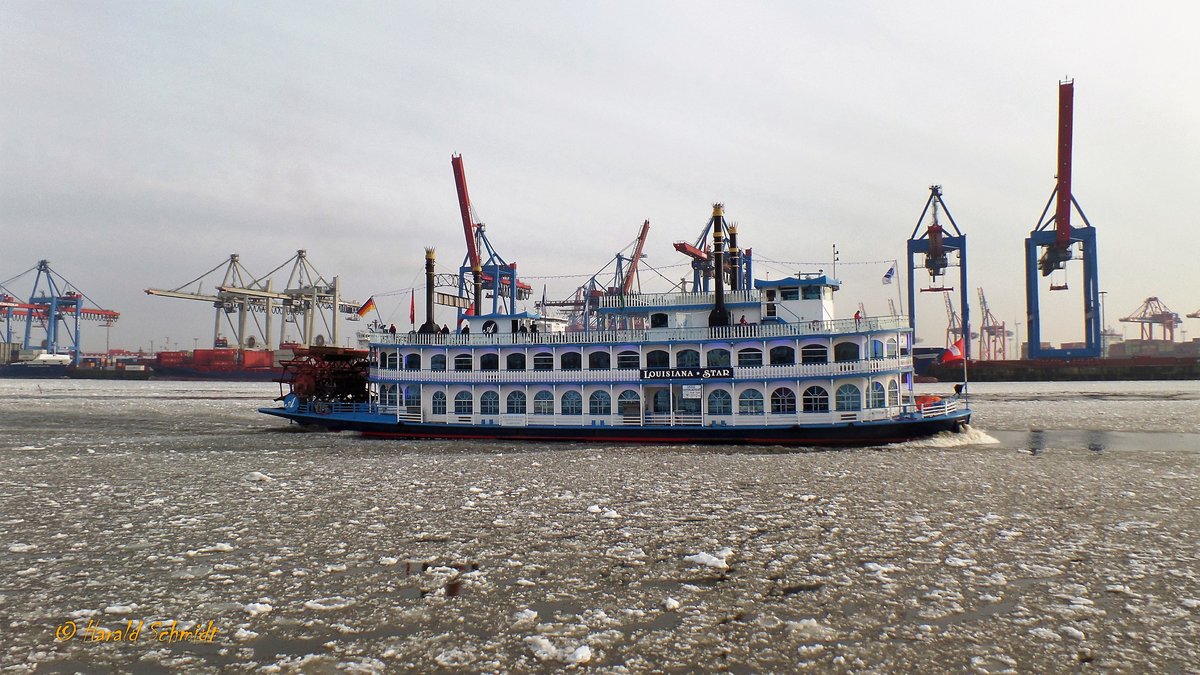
(941, 338, 965, 364)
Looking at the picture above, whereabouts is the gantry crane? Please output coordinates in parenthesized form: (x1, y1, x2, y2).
(0, 260, 119, 364)
(977, 287, 1008, 361)
(907, 185, 969, 359)
(1120, 297, 1182, 341)
(542, 220, 653, 330)
(673, 209, 753, 293)
(944, 292, 964, 349)
(1025, 80, 1101, 359)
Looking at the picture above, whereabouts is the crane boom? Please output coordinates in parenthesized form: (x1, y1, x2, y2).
(621, 220, 651, 294)
(1054, 80, 1074, 249)
(451, 154, 481, 270)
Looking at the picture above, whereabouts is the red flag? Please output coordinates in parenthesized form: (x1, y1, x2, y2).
(409, 289, 415, 326)
(940, 338, 965, 364)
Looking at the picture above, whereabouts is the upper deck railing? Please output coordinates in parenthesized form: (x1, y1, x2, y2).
(372, 315, 911, 349)
(596, 289, 759, 309)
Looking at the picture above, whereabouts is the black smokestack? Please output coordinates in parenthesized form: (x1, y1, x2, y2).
(708, 203, 731, 327)
(419, 248, 440, 333)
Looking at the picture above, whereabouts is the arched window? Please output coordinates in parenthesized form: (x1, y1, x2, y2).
(453, 354, 473, 371)
(404, 353, 420, 370)
(480, 354, 499, 371)
(887, 380, 899, 407)
(506, 391, 527, 414)
(869, 382, 887, 408)
(533, 390, 554, 415)
(771, 387, 797, 414)
(561, 391, 582, 415)
(652, 389, 671, 413)
(834, 342, 860, 362)
(454, 391, 473, 415)
(561, 352, 582, 370)
(707, 389, 732, 415)
(404, 386, 421, 409)
(800, 344, 828, 364)
(430, 354, 446, 371)
(737, 348, 763, 367)
(646, 350, 670, 368)
(676, 349, 700, 368)
(431, 391, 446, 415)
(739, 389, 764, 415)
(480, 391, 500, 415)
(506, 353, 526, 371)
(588, 352, 611, 370)
(870, 340, 885, 359)
(706, 348, 731, 367)
(616, 351, 640, 369)
(802, 386, 830, 413)
(380, 384, 397, 406)
(769, 346, 795, 365)
(650, 312, 668, 328)
(533, 352, 554, 371)
(617, 389, 641, 415)
(383, 352, 398, 369)
(886, 337, 899, 358)
(835, 384, 862, 411)
(589, 391, 611, 415)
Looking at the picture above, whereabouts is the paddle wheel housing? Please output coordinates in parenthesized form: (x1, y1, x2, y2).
(275, 346, 369, 403)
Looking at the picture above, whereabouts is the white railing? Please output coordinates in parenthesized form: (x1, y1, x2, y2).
(372, 316, 909, 349)
(597, 289, 758, 309)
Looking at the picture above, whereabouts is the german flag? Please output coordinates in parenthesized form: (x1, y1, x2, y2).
(356, 296, 377, 317)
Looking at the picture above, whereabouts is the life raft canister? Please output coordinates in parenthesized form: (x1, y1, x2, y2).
(915, 395, 942, 408)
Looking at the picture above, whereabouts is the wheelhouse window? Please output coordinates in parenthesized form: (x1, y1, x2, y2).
(616, 351, 640, 369)
(676, 349, 700, 368)
(707, 389, 732, 415)
(802, 286, 822, 300)
(431, 354, 447, 371)
(646, 350, 670, 368)
(737, 348, 763, 367)
(769, 345, 795, 365)
(800, 344, 828, 364)
(480, 354, 499, 371)
(835, 384, 862, 411)
(706, 349, 731, 367)
(771, 387, 797, 414)
(506, 353, 526, 371)
(589, 391, 611, 415)
(453, 354, 473, 371)
(738, 389, 764, 415)
(533, 352, 554, 371)
(561, 391, 583, 415)
(432, 391, 446, 415)
(781, 287, 800, 301)
(480, 391, 500, 415)
(561, 352, 582, 371)
(404, 354, 420, 370)
(533, 390, 554, 415)
(802, 386, 830, 413)
(588, 352, 611, 370)
(454, 391, 473, 415)
(506, 391, 526, 414)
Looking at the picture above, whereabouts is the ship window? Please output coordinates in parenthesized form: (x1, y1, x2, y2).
(506, 391, 527, 414)
(454, 391, 473, 415)
(652, 390, 671, 413)
(650, 313, 668, 328)
(887, 380, 899, 407)
(886, 338, 899, 358)
(533, 390, 554, 415)
(771, 387, 797, 414)
(617, 389, 641, 415)
(480, 354, 499, 371)
(802, 386, 829, 413)
(617, 350, 640, 369)
(588, 352, 611, 370)
(802, 286, 822, 300)
(738, 389, 764, 415)
(871, 340, 885, 359)
(707, 389, 732, 415)
(769, 345, 795, 365)
(480, 391, 500, 415)
(405, 354, 420, 370)
(834, 342, 860, 362)
(431, 354, 446, 371)
(677, 349, 700, 368)
(737, 348, 762, 367)
(801, 344, 828, 364)
(454, 354, 473, 371)
(706, 349, 731, 367)
(432, 391, 446, 415)
(506, 353, 526, 371)
(561, 352, 582, 370)
(646, 350, 670, 368)
(533, 352, 554, 371)
(781, 287, 800, 301)
(589, 391, 611, 415)
(869, 382, 887, 408)
(384, 352, 399, 369)
(561, 391, 582, 415)
(678, 397, 700, 414)
(836, 384, 862, 411)
(380, 384, 397, 406)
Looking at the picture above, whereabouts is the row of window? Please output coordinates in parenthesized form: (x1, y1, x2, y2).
(381, 382, 900, 415)
(379, 341, 896, 372)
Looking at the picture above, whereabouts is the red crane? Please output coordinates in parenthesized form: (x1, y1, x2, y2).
(1038, 81, 1076, 276)
(977, 288, 1008, 361)
(621, 220, 651, 294)
(1120, 297, 1182, 341)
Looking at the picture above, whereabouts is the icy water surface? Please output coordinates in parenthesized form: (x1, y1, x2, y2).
(1, 379, 1198, 672)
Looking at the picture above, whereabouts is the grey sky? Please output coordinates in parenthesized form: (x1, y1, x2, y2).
(3, 2, 1198, 352)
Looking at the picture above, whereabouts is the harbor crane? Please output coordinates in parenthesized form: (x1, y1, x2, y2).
(1024, 79, 1102, 358)
(0, 260, 119, 364)
(908, 185, 969, 358)
(1120, 297, 1182, 341)
(541, 220, 653, 330)
(1188, 307, 1200, 320)
(673, 208, 753, 293)
(977, 287, 1008, 361)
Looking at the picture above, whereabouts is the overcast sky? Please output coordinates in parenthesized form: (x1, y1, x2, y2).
(3, 2, 1198, 353)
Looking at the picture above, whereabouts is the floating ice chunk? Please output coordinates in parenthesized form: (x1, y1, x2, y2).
(664, 597, 680, 611)
(104, 604, 136, 614)
(524, 636, 591, 663)
(513, 609, 538, 627)
(200, 542, 234, 553)
(244, 602, 273, 617)
(587, 505, 602, 514)
(8, 543, 37, 553)
(787, 618, 837, 641)
(684, 552, 729, 570)
(601, 510, 620, 519)
(1182, 598, 1200, 609)
(1028, 627, 1061, 641)
(242, 471, 272, 483)
(1060, 626, 1085, 640)
(234, 628, 258, 641)
(944, 556, 976, 568)
(379, 557, 399, 566)
(566, 645, 592, 664)
(435, 647, 476, 667)
(304, 596, 356, 611)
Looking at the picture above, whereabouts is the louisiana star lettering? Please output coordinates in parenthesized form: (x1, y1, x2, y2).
(639, 367, 734, 380)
